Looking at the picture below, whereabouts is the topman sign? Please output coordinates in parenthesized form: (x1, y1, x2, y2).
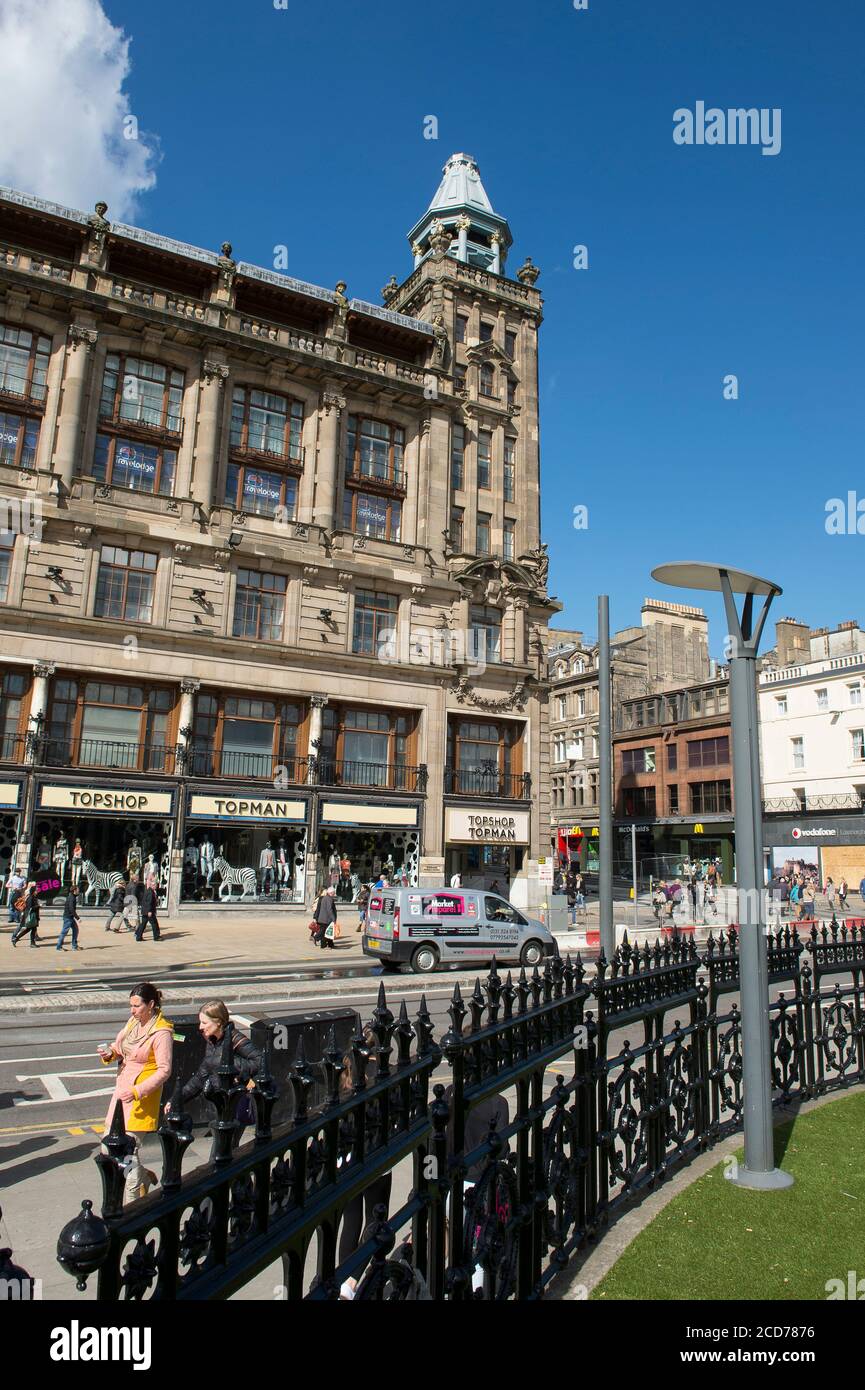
(445, 808, 530, 844)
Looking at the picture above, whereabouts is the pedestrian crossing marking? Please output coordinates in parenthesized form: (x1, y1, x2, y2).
(67, 1126, 85, 1135)
(91, 1124, 104, 1134)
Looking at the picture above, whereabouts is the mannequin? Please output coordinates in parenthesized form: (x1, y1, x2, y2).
(70, 838, 84, 889)
(54, 834, 69, 884)
(277, 839, 290, 885)
(184, 837, 199, 869)
(143, 854, 160, 890)
(126, 839, 142, 877)
(328, 848, 339, 887)
(199, 836, 215, 886)
(259, 840, 275, 893)
(36, 835, 51, 873)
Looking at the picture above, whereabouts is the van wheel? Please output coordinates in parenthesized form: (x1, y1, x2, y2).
(520, 940, 544, 968)
(411, 944, 440, 974)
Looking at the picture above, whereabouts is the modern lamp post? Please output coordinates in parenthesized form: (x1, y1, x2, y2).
(651, 562, 793, 1191)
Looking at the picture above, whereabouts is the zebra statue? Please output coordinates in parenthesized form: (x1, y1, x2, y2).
(213, 855, 257, 900)
(80, 860, 124, 905)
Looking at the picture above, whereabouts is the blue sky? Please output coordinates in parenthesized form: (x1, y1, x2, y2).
(8, 0, 864, 655)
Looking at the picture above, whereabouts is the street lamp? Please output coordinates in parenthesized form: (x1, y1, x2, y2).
(651, 562, 793, 1191)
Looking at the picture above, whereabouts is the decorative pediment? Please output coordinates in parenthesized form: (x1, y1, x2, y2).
(453, 675, 534, 712)
(465, 341, 514, 369)
(451, 553, 546, 604)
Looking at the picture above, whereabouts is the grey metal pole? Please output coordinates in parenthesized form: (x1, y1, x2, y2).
(721, 585, 793, 1191)
(598, 596, 614, 958)
(631, 822, 638, 932)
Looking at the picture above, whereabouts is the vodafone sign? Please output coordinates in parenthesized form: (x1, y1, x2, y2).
(791, 826, 837, 840)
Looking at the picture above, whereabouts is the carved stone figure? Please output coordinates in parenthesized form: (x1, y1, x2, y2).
(521, 543, 549, 588)
(381, 275, 399, 303)
(428, 219, 452, 255)
(217, 241, 236, 293)
(432, 314, 449, 367)
(85, 201, 110, 260)
(517, 256, 540, 286)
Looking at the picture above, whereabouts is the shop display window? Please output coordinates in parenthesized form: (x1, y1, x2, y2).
(181, 824, 306, 903)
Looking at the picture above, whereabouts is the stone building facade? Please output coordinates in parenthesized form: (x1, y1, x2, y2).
(0, 153, 557, 915)
(548, 600, 710, 874)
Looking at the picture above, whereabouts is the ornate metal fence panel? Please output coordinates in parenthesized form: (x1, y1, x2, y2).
(57, 924, 865, 1302)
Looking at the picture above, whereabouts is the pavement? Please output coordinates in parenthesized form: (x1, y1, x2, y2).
(0, 888, 851, 1014)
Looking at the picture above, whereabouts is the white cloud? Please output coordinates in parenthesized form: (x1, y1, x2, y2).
(0, 0, 158, 220)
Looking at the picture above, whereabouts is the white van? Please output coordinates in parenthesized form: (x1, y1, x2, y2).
(362, 886, 557, 974)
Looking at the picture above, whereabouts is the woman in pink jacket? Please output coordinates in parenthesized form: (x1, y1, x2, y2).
(98, 981, 174, 1203)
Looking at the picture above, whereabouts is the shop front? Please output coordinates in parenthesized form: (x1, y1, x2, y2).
(182, 790, 310, 904)
(0, 777, 24, 892)
(555, 822, 600, 875)
(444, 807, 530, 896)
(619, 818, 735, 883)
(763, 813, 865, 889)
(316, 800, 421, 900)
(31, 782, 175, 906)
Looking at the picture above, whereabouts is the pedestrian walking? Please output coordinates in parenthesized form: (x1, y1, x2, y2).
(98, 983, 173, 1203)
(356, 883, 370, 933)
(135, 883, 161, 942)
(166, 1000, 260, 1145)
(5, 868, 25, 924)
(56, 887, 82, 951)
(104, 883, 125, 932)
(10, 883, 39, 948)
(802, 881, 816, 920)
(313, 885, 338, 949)
(687, 875, 698, 918)
(121, 885, 141, 934)
(450, 871, 462, 888)
(838, 878, 849, 912)
(824, 877, 836, 912)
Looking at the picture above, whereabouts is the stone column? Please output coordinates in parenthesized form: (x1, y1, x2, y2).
(412, 242, 424, 269)
(314, 390, 345, 530)
(167, 678, 200, 915)
(26, 661, 55, 765)
(53, 326, 97, 491)
(490, 232, 502, 276)
(192, 360, 229, 508)
(307, 693, 329, 784)
(457, 215, 471, 263)
(177, 679, 200, 767)
(512, 598, 528, 665)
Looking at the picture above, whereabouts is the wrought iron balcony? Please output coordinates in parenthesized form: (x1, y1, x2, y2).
(445, 767, 532, 800)
(316, 759, 427, 793)
(183, 748, 308, 782)
(228, 439, 305, 471)
(0, 732, 25, 763)
(763, 793, 864, 814)
(40, 737, 177, 774)
(343, 461, 407, 495)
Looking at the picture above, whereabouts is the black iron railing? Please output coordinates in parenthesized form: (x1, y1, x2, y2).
(344, 462, 407, 494)
(56, 920, 865, 1302)
(0, 732, 25, 762)
(40, 737, 177, 774)
(445, 768, 532, 799)
(184, 748, 308, 782)
(317, 759, 427, 793)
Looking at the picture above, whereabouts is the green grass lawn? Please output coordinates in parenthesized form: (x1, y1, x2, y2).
(592, 1091, 865, 1301)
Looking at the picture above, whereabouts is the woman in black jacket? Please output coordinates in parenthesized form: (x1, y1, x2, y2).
(313, 886, 338, 949)
(11, 883, 39, 947)
(168, 1001, 261, 1145)
(104, 884, 125, 932)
